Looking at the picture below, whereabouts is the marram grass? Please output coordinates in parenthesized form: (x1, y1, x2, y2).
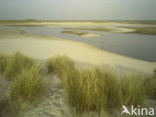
(47, 55, 75, 77)
(0, 52, 45, 111)
(0, 54, 8, 73)
(0, 53, 155, 114)
(145, 73, 156, 99)
(10, 64, 44, 101)
(47, 55, 156, 112)
(5, 52, 35, 80)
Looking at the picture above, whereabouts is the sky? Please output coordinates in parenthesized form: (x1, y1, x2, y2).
(0, 0, 156, 20)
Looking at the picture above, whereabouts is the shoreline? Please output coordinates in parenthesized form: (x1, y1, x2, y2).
(0, 29, 155, 74)
(1, 20, 156, 26)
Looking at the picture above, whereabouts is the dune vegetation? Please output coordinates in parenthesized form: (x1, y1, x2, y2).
(0, 52, 45, 112)
(10, 64, 44, 101)
(0, 54, 8, 73)
(145, 72, 156, 99)
(47, 55, 156, 112)
(0, 53, 156, 116)
(5, 52, 35, 80)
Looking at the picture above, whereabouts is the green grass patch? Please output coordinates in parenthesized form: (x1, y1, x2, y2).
(65, 69, 146, 111)
(0, 54, 8, 73)
(145, 73, 156, 99)
(0, 52, 45, 112)
(47, 55, 155, 112)
(47, 55, 75, 77)
(10, 64, 44, 101)
(120, 74, 146, 105)
(5, 52, 35, 80)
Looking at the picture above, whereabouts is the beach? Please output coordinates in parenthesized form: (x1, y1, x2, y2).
(0, 29, 155, 74)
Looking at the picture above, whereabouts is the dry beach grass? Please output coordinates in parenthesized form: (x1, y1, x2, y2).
(0, 53, 45, 114)
(0, 53, 155, 117)
(47, 55, 156, 112)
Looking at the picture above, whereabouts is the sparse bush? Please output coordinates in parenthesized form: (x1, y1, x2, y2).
(10, 64, 44, 101)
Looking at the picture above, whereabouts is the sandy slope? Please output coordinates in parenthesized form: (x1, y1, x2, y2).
(0, 29, 155, 74)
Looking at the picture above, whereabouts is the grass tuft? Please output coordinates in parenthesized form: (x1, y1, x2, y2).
(47, 55, 75, 77)
(66, 69, 146, 111)
(0, 54, 8, 74)
(0, 52, 45, 112)
(120, 74, 146, 105)
(47, 56, 151, 112)
(145, 73, 156, 99)
(5, 52, 35, 80)
(10, 64, 44, 101)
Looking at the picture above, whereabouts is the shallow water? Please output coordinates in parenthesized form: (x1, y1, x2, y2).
(0, 26, 156, 61)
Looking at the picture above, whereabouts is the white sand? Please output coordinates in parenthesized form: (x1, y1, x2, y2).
(0, 29, 155, 74)
(80, 33, 101, 38)
(105, 27, 135, 33)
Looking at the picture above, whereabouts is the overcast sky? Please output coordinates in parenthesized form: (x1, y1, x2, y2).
(0, 0, 156, 20)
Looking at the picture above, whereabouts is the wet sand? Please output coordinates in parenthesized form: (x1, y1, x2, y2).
(0, 29, 155, 74)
